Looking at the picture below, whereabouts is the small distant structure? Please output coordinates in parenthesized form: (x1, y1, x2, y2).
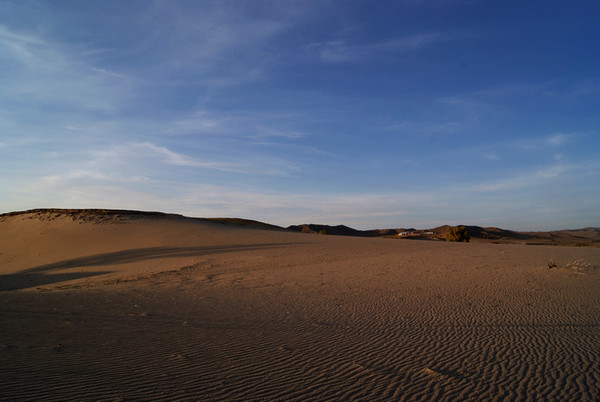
(398, 230, 436, 238)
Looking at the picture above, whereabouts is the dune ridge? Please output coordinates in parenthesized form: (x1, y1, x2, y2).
(1, 209, 600, 400)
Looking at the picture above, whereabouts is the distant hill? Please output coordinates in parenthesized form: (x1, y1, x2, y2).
(514, 227, 600, 247)
(442, 225, 600, 247)
(287, 224, 398, 237)
(289, 223, 600, 247)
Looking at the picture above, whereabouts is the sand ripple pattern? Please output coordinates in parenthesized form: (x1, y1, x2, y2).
(2, 237, 600, 401)
(2, 276, 600, 401)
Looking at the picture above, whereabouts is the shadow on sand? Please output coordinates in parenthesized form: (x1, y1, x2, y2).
(1, 243, 294, 291)
(0, 271, 111, 291)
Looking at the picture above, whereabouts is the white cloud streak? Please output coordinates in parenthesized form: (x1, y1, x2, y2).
(546, 133, 573, 147)
(308, 32, 445, 62)
(0, 24, 133, 114)
(474, 164, 570, 192)
(133, 142, 245, 171)
(38, 141, 302, 183)
(516, 132, 580, 151)
(167, 110, 307, 138)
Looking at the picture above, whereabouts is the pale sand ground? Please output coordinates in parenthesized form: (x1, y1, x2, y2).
(1, 211, 600, 400)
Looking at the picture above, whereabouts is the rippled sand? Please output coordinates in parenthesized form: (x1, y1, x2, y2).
(1, 211, 599, 400)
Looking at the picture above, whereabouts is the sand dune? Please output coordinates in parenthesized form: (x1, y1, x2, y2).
(1, 210, 600, 400)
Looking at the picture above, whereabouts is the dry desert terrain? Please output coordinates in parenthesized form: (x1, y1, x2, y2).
(1, 210, 599, 400)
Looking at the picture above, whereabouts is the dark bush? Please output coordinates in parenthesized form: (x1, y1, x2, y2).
(446, 226, 470, 242)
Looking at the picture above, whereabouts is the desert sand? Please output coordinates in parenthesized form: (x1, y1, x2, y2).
(1, 210, 599, 400)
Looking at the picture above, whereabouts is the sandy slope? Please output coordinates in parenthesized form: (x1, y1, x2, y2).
(1, 210, 600, 400)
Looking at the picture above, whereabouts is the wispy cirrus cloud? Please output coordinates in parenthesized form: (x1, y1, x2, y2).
(380, 94, 492, 139)
(130, 142, 245, 171)
(474, 164, 570, 192)
(465, 81, 553, 98)
(167, 110, 306, 138)
(0, 11, 308, 182)
(0, 24, 133, 114)
(252, 126, 304, 140)
(308, 32, 445, 62)
(168, 111, 234, 134)
(515, 132, 582, 151)
(123, 1, 292, 89)
(163, 108, 330, 158)
(545, 133, 574, 147)
(482, 152, 500, 160)
(0, 24, 44, 63)
(86, 142, 300, 177)
(42, 170, 151, 185)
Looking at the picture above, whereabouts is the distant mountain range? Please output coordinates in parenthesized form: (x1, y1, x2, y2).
(287, 223, 600, 247)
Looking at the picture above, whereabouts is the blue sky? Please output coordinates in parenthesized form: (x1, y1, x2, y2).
(1, 0, 599, 230)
